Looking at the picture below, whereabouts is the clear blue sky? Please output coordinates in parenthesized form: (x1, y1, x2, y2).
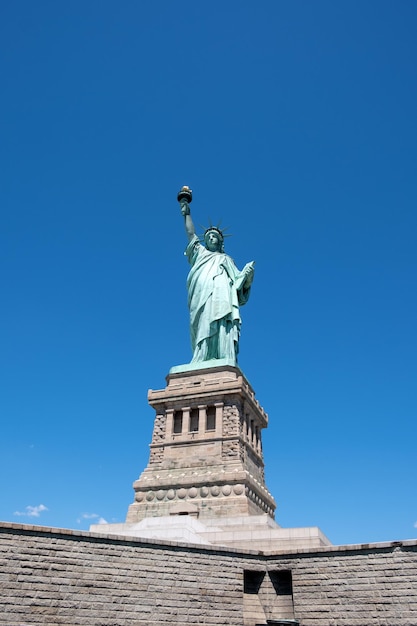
(1, 1, 416, 546)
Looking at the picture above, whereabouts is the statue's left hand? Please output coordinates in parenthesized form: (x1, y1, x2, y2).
(243, 261, 255, 287)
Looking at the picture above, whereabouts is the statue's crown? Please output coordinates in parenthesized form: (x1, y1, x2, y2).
(204, 226, 224, 241)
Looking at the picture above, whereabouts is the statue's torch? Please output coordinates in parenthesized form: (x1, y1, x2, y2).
(177, 186, 193, 215)
(177, 185, 192, 204)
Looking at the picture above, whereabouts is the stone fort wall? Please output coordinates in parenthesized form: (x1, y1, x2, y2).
(1, 522, 416, 626)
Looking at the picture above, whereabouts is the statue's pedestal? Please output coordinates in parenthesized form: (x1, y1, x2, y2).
(91, 365, 331, 550)
(127, 365, 276, 522)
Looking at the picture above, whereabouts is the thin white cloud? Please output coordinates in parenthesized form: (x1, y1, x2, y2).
(14, 504, 48, 518)
(414, 521, 417, 528)
(77, 512, 108, 525)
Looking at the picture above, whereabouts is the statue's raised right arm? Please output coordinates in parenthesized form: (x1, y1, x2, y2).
(180, 199, 195, 242)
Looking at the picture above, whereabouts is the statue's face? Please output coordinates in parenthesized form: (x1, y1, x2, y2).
(205, 231, 221, 252)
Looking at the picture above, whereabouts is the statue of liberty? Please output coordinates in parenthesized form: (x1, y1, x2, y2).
(178, 186, 255, 366)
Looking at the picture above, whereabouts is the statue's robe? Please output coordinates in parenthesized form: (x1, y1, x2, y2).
(186, 235, 252, 363)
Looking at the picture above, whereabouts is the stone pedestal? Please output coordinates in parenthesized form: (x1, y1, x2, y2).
(92, 364, 331, 550)
(126, 365, 276, 523)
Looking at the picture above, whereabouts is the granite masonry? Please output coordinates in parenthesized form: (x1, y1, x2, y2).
(1, 522, 416, 626)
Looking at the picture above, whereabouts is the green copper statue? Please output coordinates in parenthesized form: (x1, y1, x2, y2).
(178, 186, 255, 366)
